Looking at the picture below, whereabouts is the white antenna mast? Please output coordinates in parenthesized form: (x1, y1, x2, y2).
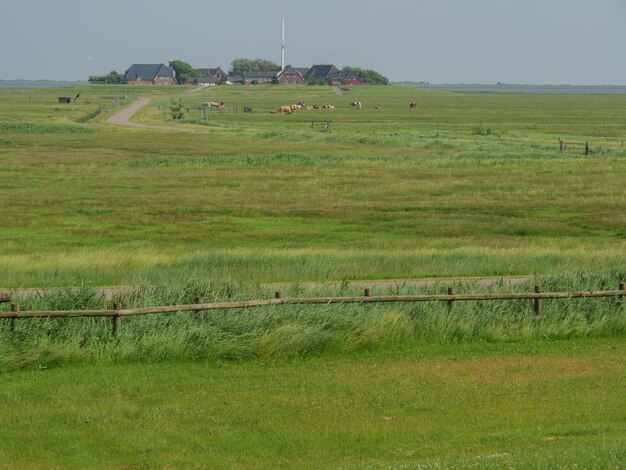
(281, 19, 285, 70)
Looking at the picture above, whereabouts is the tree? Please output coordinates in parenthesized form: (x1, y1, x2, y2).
(168, 60, 197, 84)
(343, 66, 389, 85)
(229, 58, 281, 76)
(304, 75, 326, 86)
(88, 70, 124, 84)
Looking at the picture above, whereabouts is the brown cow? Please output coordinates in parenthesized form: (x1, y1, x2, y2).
(201, 101, 223, 109)
(271, 105, 293, 114)
(409, 101, 418, 110)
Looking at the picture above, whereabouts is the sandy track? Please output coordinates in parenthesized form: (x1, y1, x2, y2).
(106, 97, 194, 132)
(3, 276, 533, 300)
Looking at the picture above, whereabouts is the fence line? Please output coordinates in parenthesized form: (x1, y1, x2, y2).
(1, 285, 624, 333)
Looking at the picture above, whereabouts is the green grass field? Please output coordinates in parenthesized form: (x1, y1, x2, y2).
(2, 339, 625, 469)
(1, 84, 625, 468)
(0, 84, 624, 287)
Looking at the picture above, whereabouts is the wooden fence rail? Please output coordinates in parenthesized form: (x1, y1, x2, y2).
(0, 292, 10, 303)
(559, 139, 592, 155)
(1, 285, 624, 335)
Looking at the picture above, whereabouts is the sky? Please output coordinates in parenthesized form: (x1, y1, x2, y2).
(1, 0, 625, 84)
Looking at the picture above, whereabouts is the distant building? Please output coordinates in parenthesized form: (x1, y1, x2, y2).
(329, 69, 362, 86)
(277, 66, 307, 85)
(306, 64, 339, 83)
(305, 65, 362, 86)
(124, 64, 176, 85)
(194, 67, 226, 85)
(242, 71, 278, 85)
(226, 75, 245, 85)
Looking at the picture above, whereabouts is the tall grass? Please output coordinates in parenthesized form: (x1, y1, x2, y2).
(0, 122, 95, 133)
(1, 272, 624, 371)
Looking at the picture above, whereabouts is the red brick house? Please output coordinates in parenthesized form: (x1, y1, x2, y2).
(277, 66, 307, 85)
(306, 64, 339, 84)
(124, 64, 177, 85)
(329, 70, 362, 86)
(305, 64, 362, 86)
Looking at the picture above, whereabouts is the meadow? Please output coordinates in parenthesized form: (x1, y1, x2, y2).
(0, 84, 625, 468)
(0, 84, 624, 286)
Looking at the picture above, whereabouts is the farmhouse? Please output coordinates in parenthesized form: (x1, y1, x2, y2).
(306, 64, 339, 83)
(124, 64, 176, 85)
(303, 64, 362, 86)
(277, 66, 308, 85)
(329, 69, 362, 86)
(194, 67, 226, 85)
(242, 71, 278, 84)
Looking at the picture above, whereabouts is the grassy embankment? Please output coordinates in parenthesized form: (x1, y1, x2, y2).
(0, 84, 624, 286)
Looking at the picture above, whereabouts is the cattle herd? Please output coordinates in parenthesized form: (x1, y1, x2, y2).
(271, 101, 336, 114)
(200, 100, 418, 114)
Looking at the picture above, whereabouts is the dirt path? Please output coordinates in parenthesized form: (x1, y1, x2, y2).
(185, 85, 212, 93)
(106, 97, 194, 132)
(3, 276, 533, 301)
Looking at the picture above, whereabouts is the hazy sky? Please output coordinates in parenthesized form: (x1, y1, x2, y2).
(2, 0, 625, 84)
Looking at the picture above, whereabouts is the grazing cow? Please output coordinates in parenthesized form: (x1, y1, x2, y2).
(271, 105, 293, 114)
(202, 101, 224, 110)
(351, 101, 362, 109)
(409, 101, 418, 110)
(374, 105, 381, 110)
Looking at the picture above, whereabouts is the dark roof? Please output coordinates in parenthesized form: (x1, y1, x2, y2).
(195, 67, 225, 84)
(124, 64, 175, 81)
(329, 69, 361, 80)
(295, 67, 310, 76)
(197, 67, 225, 76)
(243, 71, 278, 79)
(306, 64, 338, 79)
(278, 66, 305, 79)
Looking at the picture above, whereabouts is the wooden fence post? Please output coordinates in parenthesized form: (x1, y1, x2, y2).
(195, 296, 205, 321)
(619, 282, 625, 306)
(559, 139, 564, 151)
(10, 303, 19, 333)
(275, 291, 283, 299)
(447, 287, 455, 311)
(364, 288, 372, 298)
(534, 285, 542, 316)
(111, 302, 122, 336)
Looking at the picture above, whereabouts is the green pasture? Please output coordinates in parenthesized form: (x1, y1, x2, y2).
(1, 85, 625, 468)
(1, 339, 625, 469)
(0, 84, 624, 287)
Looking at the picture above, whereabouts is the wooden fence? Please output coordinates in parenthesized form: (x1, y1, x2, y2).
(559, 139, 592, 155)
(1, 283, 624, 335)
